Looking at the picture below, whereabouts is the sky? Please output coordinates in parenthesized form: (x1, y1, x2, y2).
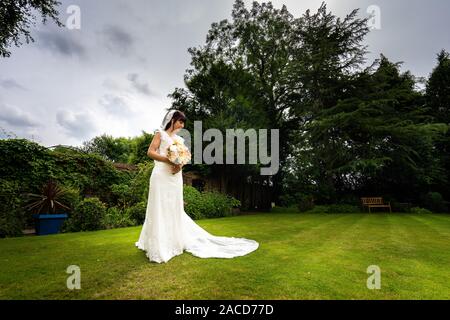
(1, 0, 449, 148)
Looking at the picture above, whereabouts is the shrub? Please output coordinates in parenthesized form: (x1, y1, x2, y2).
(297, 193, 315, 212)
(110, 183, 141, 209)
(326, 204, 361, 213)
(202, 191, 238, 218)
(22, 179, 71, 215)
(271, 205, 299, 213)
(278, 194, 298, 207)
(109, 162, 154, 210)
(337, 194, 362, 206)
(390, 199, 412, 213)
(421, 192, 448, 213)
(0, 139, 53, 194)
(0, 139, 126, 205)
(102, 207, 136, 229)
(62, 197, 106, 232)
(304, 205, 331, 213)
(183, 185, 241, 220)
(411, 207, 433, 214)
(0, 180, 26, 238)
(130, 161, 154, 203)
(304, 204, 361, 214)
(58, 185, 82, 212)
(125, 201, 147, 225)
(183, 185, 205, 220)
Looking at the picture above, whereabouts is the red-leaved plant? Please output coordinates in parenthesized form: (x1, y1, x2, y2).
(22, 179, 71, 214)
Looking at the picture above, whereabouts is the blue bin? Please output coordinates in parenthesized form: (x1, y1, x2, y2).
(33, 214, 68, 235)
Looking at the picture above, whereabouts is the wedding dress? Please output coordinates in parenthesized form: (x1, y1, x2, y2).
(135, 129, 259, 263)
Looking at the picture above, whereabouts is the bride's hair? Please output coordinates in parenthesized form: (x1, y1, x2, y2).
(164, 110, 187, 130)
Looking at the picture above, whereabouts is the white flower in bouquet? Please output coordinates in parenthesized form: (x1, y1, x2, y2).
(167, 140, 191, 165)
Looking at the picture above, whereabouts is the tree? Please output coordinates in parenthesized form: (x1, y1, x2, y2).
(292, 54, 448, 203)
(128, 131, 153, 165)
(425, 49, 450, 200)
(0, 0, 64, 58)
(426, 50, 450, 124)
(168, 0, 371, 206)
(81, 134, 131, 163)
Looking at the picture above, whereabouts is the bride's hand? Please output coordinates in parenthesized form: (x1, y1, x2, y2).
(171, 163, 182, 174)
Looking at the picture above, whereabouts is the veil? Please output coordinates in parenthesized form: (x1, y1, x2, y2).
(160, 109, 177, 131)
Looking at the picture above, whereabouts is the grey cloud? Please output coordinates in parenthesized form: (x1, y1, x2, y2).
(100, 25, 134, 56)
(56, 110, 96, 139)
(127, 73, 152, 95)
(36, 30, 86, 58)
(102, 78, 121, 91)
(0, 103, 40, 127)
(0, 78, 27, 91)
(99, 94, 131, 114)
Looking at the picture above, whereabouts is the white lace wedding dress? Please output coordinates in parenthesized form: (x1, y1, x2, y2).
(135, 129, 259, 263)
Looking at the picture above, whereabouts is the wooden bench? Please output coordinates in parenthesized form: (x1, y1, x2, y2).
(361, 197, 392, 213)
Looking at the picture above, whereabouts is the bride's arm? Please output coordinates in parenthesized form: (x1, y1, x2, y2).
(147, 132, 171, 163)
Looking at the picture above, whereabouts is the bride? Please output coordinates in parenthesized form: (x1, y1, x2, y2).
(135, 109, 259, 263)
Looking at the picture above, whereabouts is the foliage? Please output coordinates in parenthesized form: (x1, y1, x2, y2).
(290, 54, 448, 204)
(183, 185, 205, 219)
(278, 194, 299, 207)
(0, 0, 64, 58)
(82, 134, 132, 163)
(49, 150, 126, 204)
(296, 193, 315, 212)
(325, 204, 361, 214)
(426, 50, 450, 125)
(62, 197, 106, 232)
(425, 49, 450, 201)
(110, 183, 140, 210)
(0, 180, 26, 238)
(201, 191, 241, 218)
(22, 179, 71, 214)
(101, 207, 136, 229)
(183, 185, 241, 220)
(270, 205, 299, 213)
(304, 204, 361, 214)
(421, 192, 448, 213)
(0, 139, 125, 207)
(125, 202, 147, 225)
(128, 131, 154, 165)
(410, 207, 433, 214)
(389, 200, 412, 213)
(278, 192, 315, 212)
(0, 139, 54, 193)
(57, 185, 82, 213)
(168, 0, 450, 209)
(169, 0, 373, 204)
(109, 161, 154, 210)
(127, 161, 154, 203)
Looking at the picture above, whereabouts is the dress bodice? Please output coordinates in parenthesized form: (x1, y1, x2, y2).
(155, 129, 183, 157)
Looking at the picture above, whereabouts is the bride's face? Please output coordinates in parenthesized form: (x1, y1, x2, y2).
(173, 119, 185, 131)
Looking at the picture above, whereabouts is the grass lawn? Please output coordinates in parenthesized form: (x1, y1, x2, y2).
(1, 213, 450, 299)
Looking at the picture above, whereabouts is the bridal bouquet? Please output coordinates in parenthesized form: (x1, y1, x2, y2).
(167, 140, 191, 165)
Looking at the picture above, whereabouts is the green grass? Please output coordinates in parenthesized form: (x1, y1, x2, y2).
(1, 213, 450, 299)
